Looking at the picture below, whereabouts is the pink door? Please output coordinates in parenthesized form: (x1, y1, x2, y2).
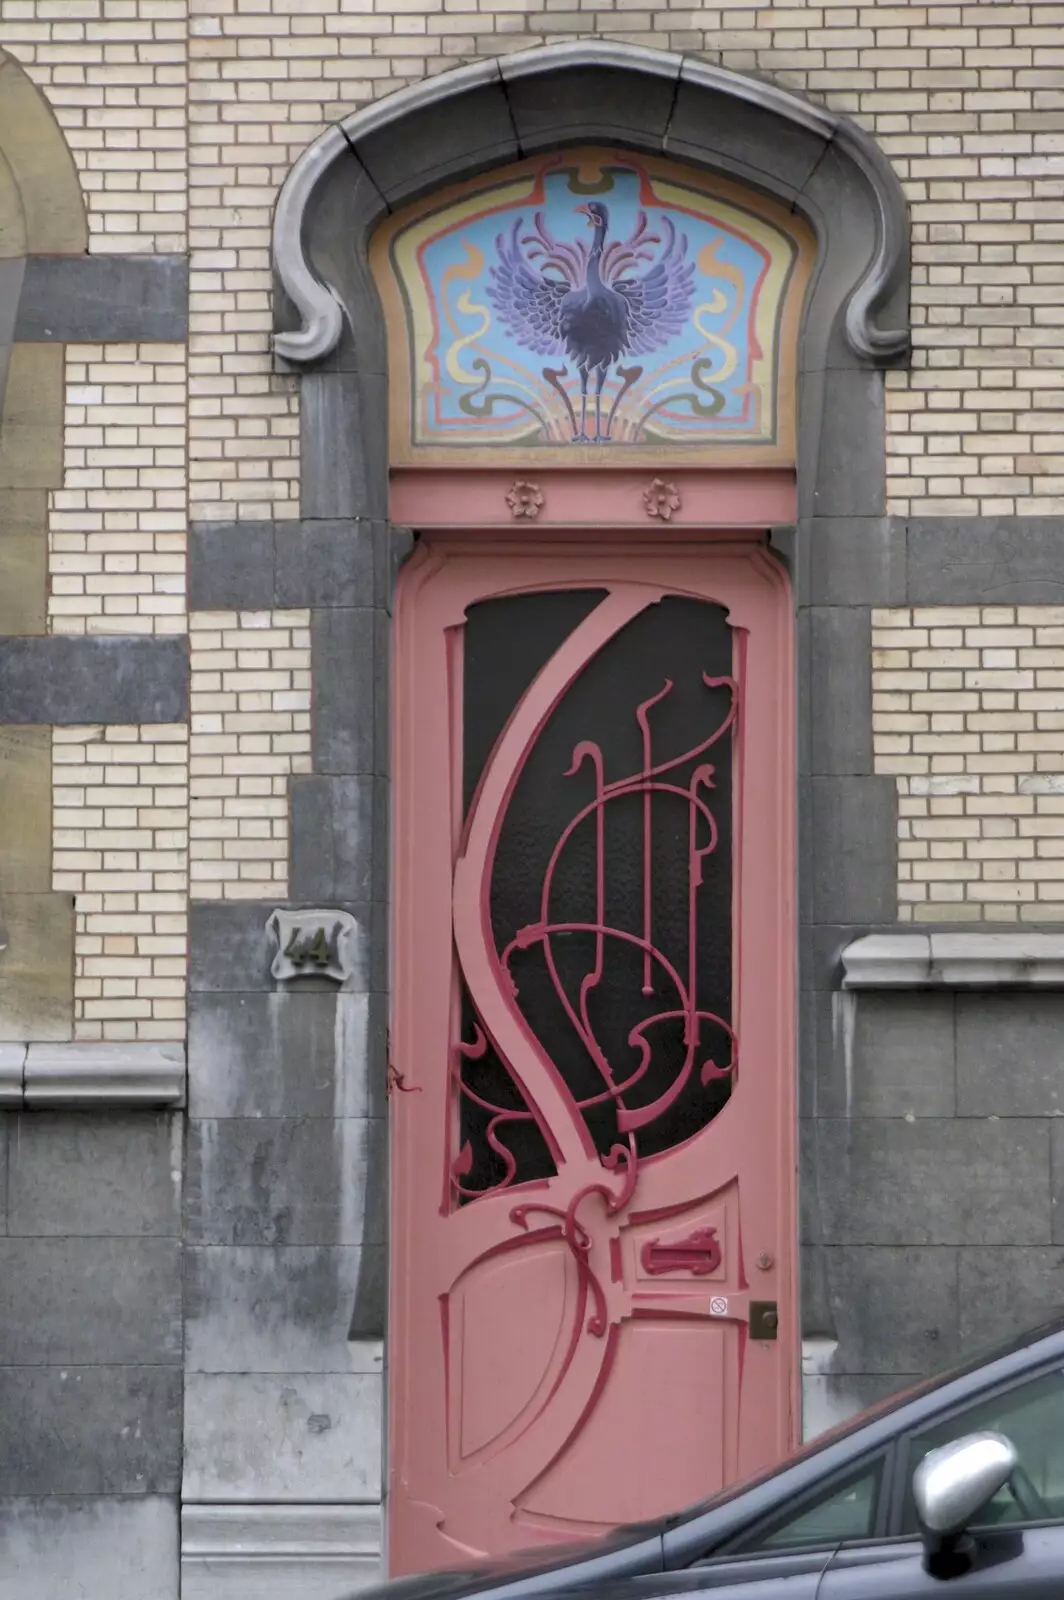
(389, 537, 796, 1576)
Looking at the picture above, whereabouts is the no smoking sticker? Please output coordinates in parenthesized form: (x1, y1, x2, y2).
(709, 1296, 729, 1317)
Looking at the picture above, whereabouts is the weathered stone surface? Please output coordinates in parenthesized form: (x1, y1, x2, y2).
(0, 892, 73, 1042)
(817, 1245, 959, 1374)
(183, 1372, 382, 1501)
(190, 900, 381, 993)
(815, 991, 956, 1119)
(188, 521, 276, 612)
(0, 534, 45, 633)
(0, 1238, 182, 1364)
(275, 519, 387, 609)
(810, 777, 897, 924)
(188, 991, 381, 1119)
(813, 1118, 1051, 1246)
(181, 1503, 380, 1600)
(0, 725, 51, 893)
(956, 993, 1064, 1117)
(311, 608, 386, 775)
(184, 1245, 384, 1373)
(958, 1247, 1064, 1349)
(808, 607, 873, 776)
(0, 56, 86, 255)
(185, 1116, 386, 1246)
(15, 254, 188, 342)
(0, 343, 63, 489)
(0, 635, 188, 723)
(805, 517, 907, 607)
(0, 1366, 182, 1494)
(6, 1111, 180, 1236)
(290, 775, 387, 903)
(0, 1496, 178, 1600)
(908, 517, 1064, 606)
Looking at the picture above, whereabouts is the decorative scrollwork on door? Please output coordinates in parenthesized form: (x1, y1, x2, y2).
(450, 591, 739, 1213)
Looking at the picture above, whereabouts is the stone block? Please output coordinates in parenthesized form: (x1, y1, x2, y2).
(811, 777, 897, 924)
(352, 77, 518, 207)
(188, 991, 383, 1119)
(0, 725, 50, 892)
(275, 520, 388, 610)
(959, 1247, 1064, 1350)
(805, 517, 907, 608)
(311, 609, 386, 776)
(182, 1372, 382, 1501)
(957, 994, 1064, 1117)
(300, 372, 387, 521)
(15, 254, 188, 342)
(6, 1110, 180, 1236)
(0, 534, 45, 633)
(504, 63, 676, 152)
(348, 1242, 386, 1341)
(184, 1245, 385, 1374)
(816, 991, 956, 1119)
(188, 521, 276, 612)
(0, 891, 73, 1042)
(811, 368, 886, 518)
(190, 900, 381, 993)
(0, 1496, 178, 1600)
(666, 71, 828, 198)
(0, 635, 188, 723)
(22, 1040, 186, 1106)
(808, 607, 873, 776)
(0, 343, 62, 489)
(0, 1237, 182, 1365)
(185, 1115, 386, 1246)
(290, 775, 387, 903)
(816, 1245, 959, 1374)
(0, 1366, 182, 1494)
(908, 518, 1064, 607)
(181, 1503, 380, 1600)
(813, 1118, 1051, 1246)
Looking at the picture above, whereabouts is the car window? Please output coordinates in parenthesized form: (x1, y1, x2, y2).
(900, 1366, 1064, 1533)
(728, 1462, 884, 1554)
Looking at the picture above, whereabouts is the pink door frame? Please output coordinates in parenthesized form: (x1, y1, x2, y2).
(388, 504, 797, 1576)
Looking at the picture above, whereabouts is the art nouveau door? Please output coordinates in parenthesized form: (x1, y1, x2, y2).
(389, 538, 796, 1577)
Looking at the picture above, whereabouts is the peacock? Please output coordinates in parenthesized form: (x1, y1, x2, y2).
(487, 200, 696, 443)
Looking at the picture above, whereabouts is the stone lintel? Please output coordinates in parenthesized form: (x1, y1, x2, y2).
(16, 1042, 186, 1107)
(842, 932, 1064, 989)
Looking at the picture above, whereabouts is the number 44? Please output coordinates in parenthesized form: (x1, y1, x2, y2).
(284, 924, 338, 969)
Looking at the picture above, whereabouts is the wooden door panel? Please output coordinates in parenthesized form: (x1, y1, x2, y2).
(390, 541, 795, 1576)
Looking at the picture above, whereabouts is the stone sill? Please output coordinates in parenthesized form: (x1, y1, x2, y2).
(181, 1503, 381, 1600)
(842, 933, 1064, 990)
(0, 1042, 186, 1108)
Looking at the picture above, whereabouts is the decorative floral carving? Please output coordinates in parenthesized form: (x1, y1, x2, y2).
(506, 480, 544, 520)
(643, 478, 682, 521)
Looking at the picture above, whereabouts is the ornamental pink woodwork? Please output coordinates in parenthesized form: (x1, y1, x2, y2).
(379, 150, 803, 1578)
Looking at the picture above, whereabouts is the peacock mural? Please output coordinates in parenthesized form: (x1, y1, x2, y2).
(487, 201, 696, 444)
(371, 150, 812, 462)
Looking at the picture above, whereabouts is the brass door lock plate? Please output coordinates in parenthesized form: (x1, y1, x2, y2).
(749, 1301, 779, 1340)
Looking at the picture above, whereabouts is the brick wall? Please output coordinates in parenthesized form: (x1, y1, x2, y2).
(7, 2, 1064, 520)
(188, 608, 312, 900)
(52, 723, 189, 1038)
(874, 605, 1064, 923)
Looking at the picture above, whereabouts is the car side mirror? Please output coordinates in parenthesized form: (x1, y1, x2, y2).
(913, 1430, 1019, 1566)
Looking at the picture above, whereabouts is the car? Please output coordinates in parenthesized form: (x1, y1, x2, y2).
(355, 1317, 1064, 1600)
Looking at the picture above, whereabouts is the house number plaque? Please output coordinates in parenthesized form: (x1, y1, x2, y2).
(266, 908, 357, 985)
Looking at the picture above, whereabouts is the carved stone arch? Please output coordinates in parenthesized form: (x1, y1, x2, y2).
(271, 40, 910, 527)
(0, 48, 87, 262)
